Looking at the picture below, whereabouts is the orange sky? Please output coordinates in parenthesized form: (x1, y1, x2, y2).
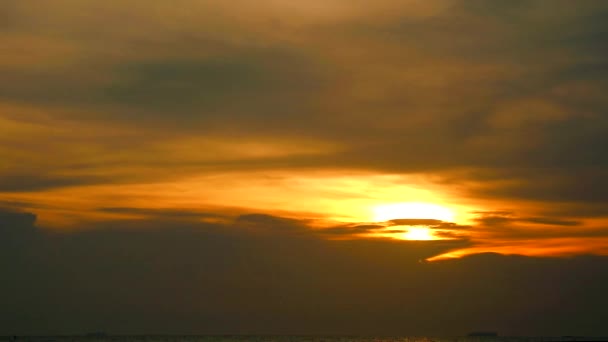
(4, 1, 608, 336)
(2, 0, 608, 260)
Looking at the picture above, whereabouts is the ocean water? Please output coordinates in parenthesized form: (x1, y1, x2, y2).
(0, 336, 604, 342)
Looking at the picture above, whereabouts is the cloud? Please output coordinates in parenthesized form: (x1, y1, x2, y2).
(233, 213, 312, 236)
(0, 173, 109, 192)
(3, 1, 608, 336)
(421, 210, 608, 260)
(386, 219, 471, 233)
(315, 217, 473, 238)
(317, 223, 387, 236)
(1, 0, 608, 269)
(0, 208, 39, 296)
(474, 213, 581, 227)
(388, 219, 443, 226)
(98, 207, 228, 221)
(1, 207, 607, 335)
(0, 208, 37, 235)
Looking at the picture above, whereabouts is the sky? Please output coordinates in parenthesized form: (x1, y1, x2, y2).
(2, 0, 608, 336)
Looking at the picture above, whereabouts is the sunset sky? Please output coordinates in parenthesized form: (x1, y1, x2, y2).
(2, 0, 608, 336)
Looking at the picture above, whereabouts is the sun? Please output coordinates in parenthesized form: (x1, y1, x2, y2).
(402, 227, 435, 241)
(372, 202, 455, 222)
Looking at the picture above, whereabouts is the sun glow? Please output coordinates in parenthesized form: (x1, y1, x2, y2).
(402, 227, 435, 241)
(372, 202, 455, 222)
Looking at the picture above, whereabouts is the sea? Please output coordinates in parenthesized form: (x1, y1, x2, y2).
(0, 336, 604, 342)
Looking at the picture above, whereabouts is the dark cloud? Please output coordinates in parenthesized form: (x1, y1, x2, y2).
(0, 199, 42, 210)
(474, 213, 580, 227)
(388, 219, 443, 226)
(235, 213, 306, 228)
(522, 217, 581, 226)
(101, 52, 321, 115)
(1, 209, 607, 336)
(0, 208, 39, 311)
(466, 212, 608, 242)
(387, 219, 471, 232)
(0, 172, 108, 192)
(0, 208, 37, 235)
(98, 207, 228, 221)
(433, 230, 469, 240)
(539, 203, 608, 219)
(318, 220, 472, 237)
(0, 46, 328, 136)
(317, 223, 386, 236)
(471, 167, 608, 204)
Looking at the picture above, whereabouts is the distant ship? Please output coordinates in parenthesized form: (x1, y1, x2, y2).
(467, 331, 498, 337)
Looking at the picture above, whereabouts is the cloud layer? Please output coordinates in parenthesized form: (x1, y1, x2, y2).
(2, 1, 608, 334)
(2, 208, 608, 336)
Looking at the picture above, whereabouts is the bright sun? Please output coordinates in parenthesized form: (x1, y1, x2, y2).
(402, 227, 434, 240)
(372, 202, 455, 222)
